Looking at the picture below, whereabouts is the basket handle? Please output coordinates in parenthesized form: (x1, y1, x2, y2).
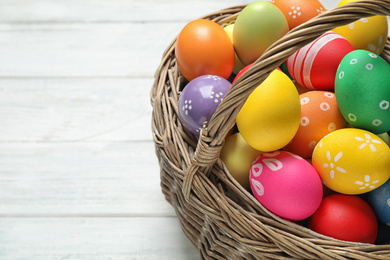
(183, 0, 390, 200)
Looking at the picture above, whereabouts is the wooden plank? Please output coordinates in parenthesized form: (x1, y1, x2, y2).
(0, 142, 177, 217)
(0, 0, 251, 22)
(0, 78, 153, 142)
(0, 23, 184, 77)
(0, 2, 380, 78)
(0, 217, 200, 260)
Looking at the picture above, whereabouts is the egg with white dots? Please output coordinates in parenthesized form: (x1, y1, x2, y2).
(335, 49, 390, 134)
(178, 75, 231, 136)
(283, 91, 346, 158)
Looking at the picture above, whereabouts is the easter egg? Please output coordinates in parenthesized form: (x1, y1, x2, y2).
(236, 69, 301, 152)
(271, 0, 326, 30)
(379, 132, 390, 146)
(220, 133, 263, 190)
(178, 75, 231, 135)
(283, 91, 346, 158)
(368, 179, 390, 226)
(175, 19, 235, 81)
(335, 49, 390, 134)
(232, 63, 253, 84)
(308, 194, 378, 244)
(333, 0, 388, 55)
(312, 128, 390, 194)
(233, 1, 289, 65)
(286, 31, 354, 91)
(249, 151, 323, 221)
(223, 24, 246, 75)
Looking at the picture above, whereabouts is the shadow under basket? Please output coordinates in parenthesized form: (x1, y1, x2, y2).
(151, 1, 390, 259)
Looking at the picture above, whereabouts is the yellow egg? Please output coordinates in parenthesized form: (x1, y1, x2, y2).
(332, 0, 388, 55)
(236, 69, 301, 151)
(312, 128, 390, 195)
(223, 24, 246, 75)
(220, 133, 263, 190)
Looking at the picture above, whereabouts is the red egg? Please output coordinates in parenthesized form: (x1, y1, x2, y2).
(271, 0, 326, 30)
(283, 91, 347, 158)
(308, 194, 378, 244)
(286, 31, 354, 91)
(232, 63, 253, 84)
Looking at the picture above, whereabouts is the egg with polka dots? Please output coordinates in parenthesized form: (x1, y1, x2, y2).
(283, 91, 346, 158)
(312, 128, 390, 195)
(271, 0, 326, 30)
(178, 75, 231, 136)
(335, 49, 390, 134)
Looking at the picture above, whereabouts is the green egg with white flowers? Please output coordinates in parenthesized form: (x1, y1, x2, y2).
(335, 49, 390, 134)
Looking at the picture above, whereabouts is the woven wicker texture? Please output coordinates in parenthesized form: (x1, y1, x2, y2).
(151, 1, 390, 259)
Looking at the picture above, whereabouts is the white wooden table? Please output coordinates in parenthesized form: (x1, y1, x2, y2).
(0, 0, 361, 259)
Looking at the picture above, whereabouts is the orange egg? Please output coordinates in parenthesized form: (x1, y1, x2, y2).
(175, 19, 235, 81)
(271, 0, 326, 30)
(283, 91, 347, 158)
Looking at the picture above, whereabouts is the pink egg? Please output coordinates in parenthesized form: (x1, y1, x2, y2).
(249, 151, 323, 221)
(286, 31, 354, 91)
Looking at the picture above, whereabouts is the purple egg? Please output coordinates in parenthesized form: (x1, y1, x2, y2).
(178, 75, 232, 135)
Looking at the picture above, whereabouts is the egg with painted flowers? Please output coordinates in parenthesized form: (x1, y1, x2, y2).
(333, 0, 388, 55)
(271, 0, 326, 30)
(250, 151, 323, 221)
(335, 49, 390, 134)
(178, 75, 231, 136)
(283, 91, 346, 158)
(312, 128, 390, 195)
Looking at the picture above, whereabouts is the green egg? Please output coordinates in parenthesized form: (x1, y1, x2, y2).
(335, 49, 390, 134)
(233, 1, 288, 65)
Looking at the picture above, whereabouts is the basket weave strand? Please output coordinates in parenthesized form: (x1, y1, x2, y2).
(183, 0, 390, 200)
(151, 0, 390, 259)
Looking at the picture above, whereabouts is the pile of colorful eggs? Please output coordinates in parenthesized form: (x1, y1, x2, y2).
(175, 0, 390, 244)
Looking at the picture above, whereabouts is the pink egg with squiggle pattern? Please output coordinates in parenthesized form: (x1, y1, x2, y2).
(249, 151, 323, 221)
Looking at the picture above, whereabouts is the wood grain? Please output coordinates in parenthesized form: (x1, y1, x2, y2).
(0, 217, 199, 260)
(0, 78, 153, 141)
(0, 142, 175, 217)
(0, 0, 362, 259)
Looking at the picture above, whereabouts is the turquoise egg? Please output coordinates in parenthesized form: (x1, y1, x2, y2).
(335, 50, 390, 134)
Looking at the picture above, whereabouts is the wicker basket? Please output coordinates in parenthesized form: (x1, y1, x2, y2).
(151, 1, 390, 259)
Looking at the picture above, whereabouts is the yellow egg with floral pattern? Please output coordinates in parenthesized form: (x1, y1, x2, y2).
(312, 128, 390, 194)
(332, 0, 388, 55)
